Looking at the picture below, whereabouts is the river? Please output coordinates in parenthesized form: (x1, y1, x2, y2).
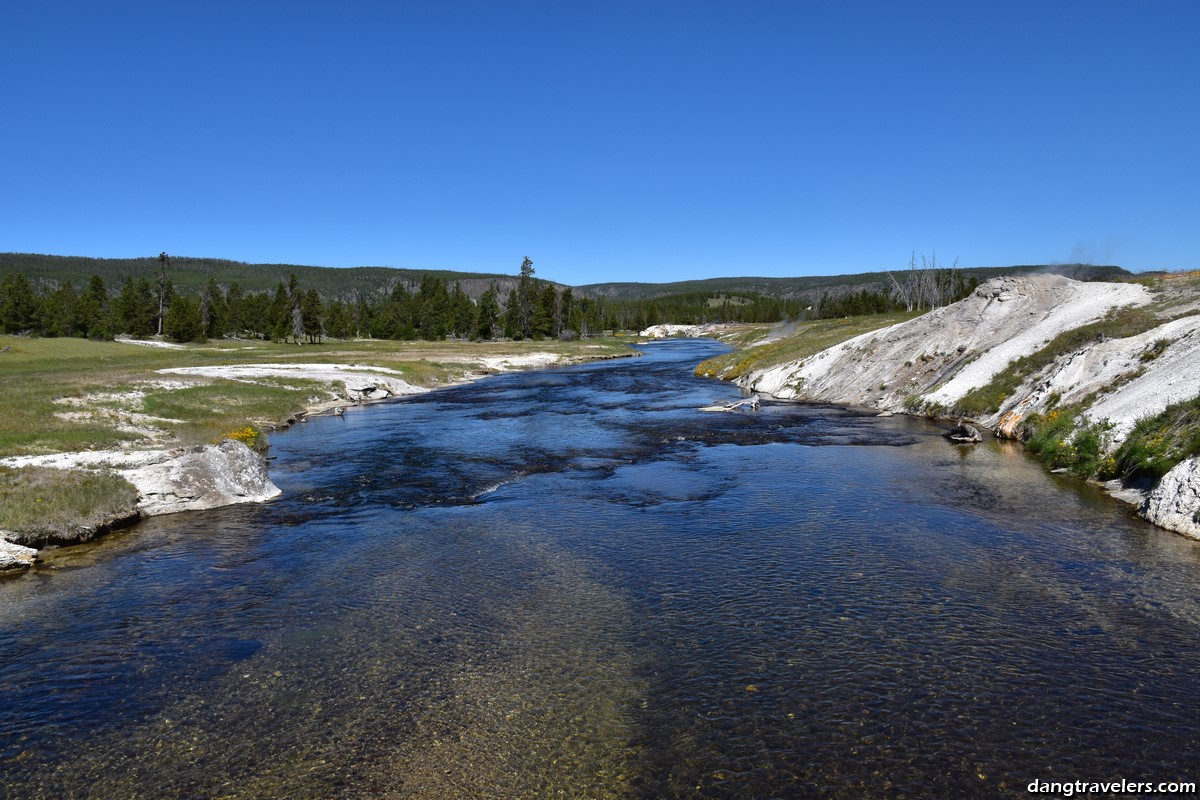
(3, 339, 1200, 798)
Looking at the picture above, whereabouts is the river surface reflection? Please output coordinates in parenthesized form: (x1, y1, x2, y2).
(3, 339, 1200, 798)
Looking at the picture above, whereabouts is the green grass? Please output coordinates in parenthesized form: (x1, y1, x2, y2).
(140, 381, 329, 445)
(1022, 408, 1114, 478)
(953, 305, 1162, 417)
(1109, 396, 1200, 481)
(0, 335, 634, 457)
(0, 466, 140, 546)
(695, 311, 921, 381)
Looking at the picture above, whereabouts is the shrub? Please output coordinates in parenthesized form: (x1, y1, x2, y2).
(1140, 338, 1173, 362)
(224, 425, 268, 452)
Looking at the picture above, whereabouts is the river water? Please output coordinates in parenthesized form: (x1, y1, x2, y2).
(3, 339, 1200, 799)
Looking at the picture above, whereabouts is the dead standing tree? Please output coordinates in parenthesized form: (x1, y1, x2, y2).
(156, 252, 170, 336)
(887, 252, 960, 312)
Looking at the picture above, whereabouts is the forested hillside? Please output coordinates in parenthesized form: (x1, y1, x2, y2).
(0, 251, 1138, 344)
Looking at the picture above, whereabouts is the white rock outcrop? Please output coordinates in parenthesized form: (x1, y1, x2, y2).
(746, 275, 1150, 411)
(0, 538, 38, 571)
(122, 440, 281, 516)
(157, 363, 424, 401)
(641, 323, 719, 339)
(1141, 458, 1200, 540)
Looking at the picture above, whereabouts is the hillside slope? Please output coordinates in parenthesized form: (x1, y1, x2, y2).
(723, 274, 1200, 540)
(2, 251, 1130, 303)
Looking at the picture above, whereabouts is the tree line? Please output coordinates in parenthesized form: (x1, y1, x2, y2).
(1, 255, 827, 343)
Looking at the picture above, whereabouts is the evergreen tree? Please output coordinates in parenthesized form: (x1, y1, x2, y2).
(354, 296, 374, 338)
(268, 281, 291, 340)
(202, 278, 228, 339)
(516, 256, 535, 339)
(475, 284, 500, 340)
(0, 272, 40, 334)
(226, 282, 245, 336)
(302, 288, 324, 343)
(79, 275, 112, 339)
(113, 276, 156, 337)
(532, 283, 557, 339)
(559, 287, 577, 337)
(45, 281, 79, 337)
(325, 299, 354, 339)
(387, 283, 417, 339)
(503, 287, 520, 339)
(164, 295, 205, 343)
(415, 274, 450, 340)
(240, 291, 270, 339)
(449, 281, 475, 339)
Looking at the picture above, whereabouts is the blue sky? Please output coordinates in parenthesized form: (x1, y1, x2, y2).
(3, 1, 1197, 284)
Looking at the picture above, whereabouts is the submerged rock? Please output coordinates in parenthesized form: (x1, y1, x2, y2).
(124, 440, 282, 517)
(0, 538, 38, 571)
(1141, 457, 1200, 540)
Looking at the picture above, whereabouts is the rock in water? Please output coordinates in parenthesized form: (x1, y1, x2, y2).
(0, 539, 38, 571)
(946, 421, 983, 443)
(1141, 457, 1200, 540)
(125, 440, 282, 517)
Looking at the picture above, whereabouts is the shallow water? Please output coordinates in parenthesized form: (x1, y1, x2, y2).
(3, 339, 1200, 798)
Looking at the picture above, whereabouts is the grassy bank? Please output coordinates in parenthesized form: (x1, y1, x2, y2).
(694, 311, 920, 381)
(0, 466, 140, 546)
(0, 335, 634, 458)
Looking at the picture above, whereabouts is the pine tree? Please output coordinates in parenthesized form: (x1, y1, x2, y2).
(516, 256, 535, 339)
(269, 281, 290, 341)
(475, 284, 500, 340)
(325, 299, 353, 339)
(449, 282, 475, 339)
(114, 276, 156, 337)
(503, 287, 520, 339)
(302, 288, 324, 343)
(203, 278, 228, 339)
(415, 274, 449, 340)
(45, 281, 79, 337)
(226, 283, 245, 336)
(165, 295, 205, 343)
(532, 283, 557, 339)
(0, 272, 40, 334)
(79, 275, 111, 339)
(559, 287, 578, 337)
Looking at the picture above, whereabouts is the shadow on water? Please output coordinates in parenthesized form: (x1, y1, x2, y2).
(3, 339, 1200, 798)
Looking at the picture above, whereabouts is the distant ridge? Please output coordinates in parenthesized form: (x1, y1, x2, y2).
(0, 252, 1131, 302)
(576, 264, 1133, 301)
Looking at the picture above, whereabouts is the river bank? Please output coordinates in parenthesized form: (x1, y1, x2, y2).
(0, 337, 637, 569)
(697, 272, 1200, 540)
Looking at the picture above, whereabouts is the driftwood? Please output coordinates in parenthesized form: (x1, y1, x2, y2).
(700, 396, 761, 413)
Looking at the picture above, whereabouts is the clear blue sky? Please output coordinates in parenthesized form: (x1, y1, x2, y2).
(3, 1, 1197, 283)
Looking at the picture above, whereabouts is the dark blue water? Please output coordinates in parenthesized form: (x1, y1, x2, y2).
(3, 339, 1200, 798)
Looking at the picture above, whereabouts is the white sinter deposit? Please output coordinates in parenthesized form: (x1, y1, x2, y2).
(641, 323, 722, 339)
(738, 274, 1200, 539)
(2, 440, 280, 519)
(159, 363, 424, 402)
